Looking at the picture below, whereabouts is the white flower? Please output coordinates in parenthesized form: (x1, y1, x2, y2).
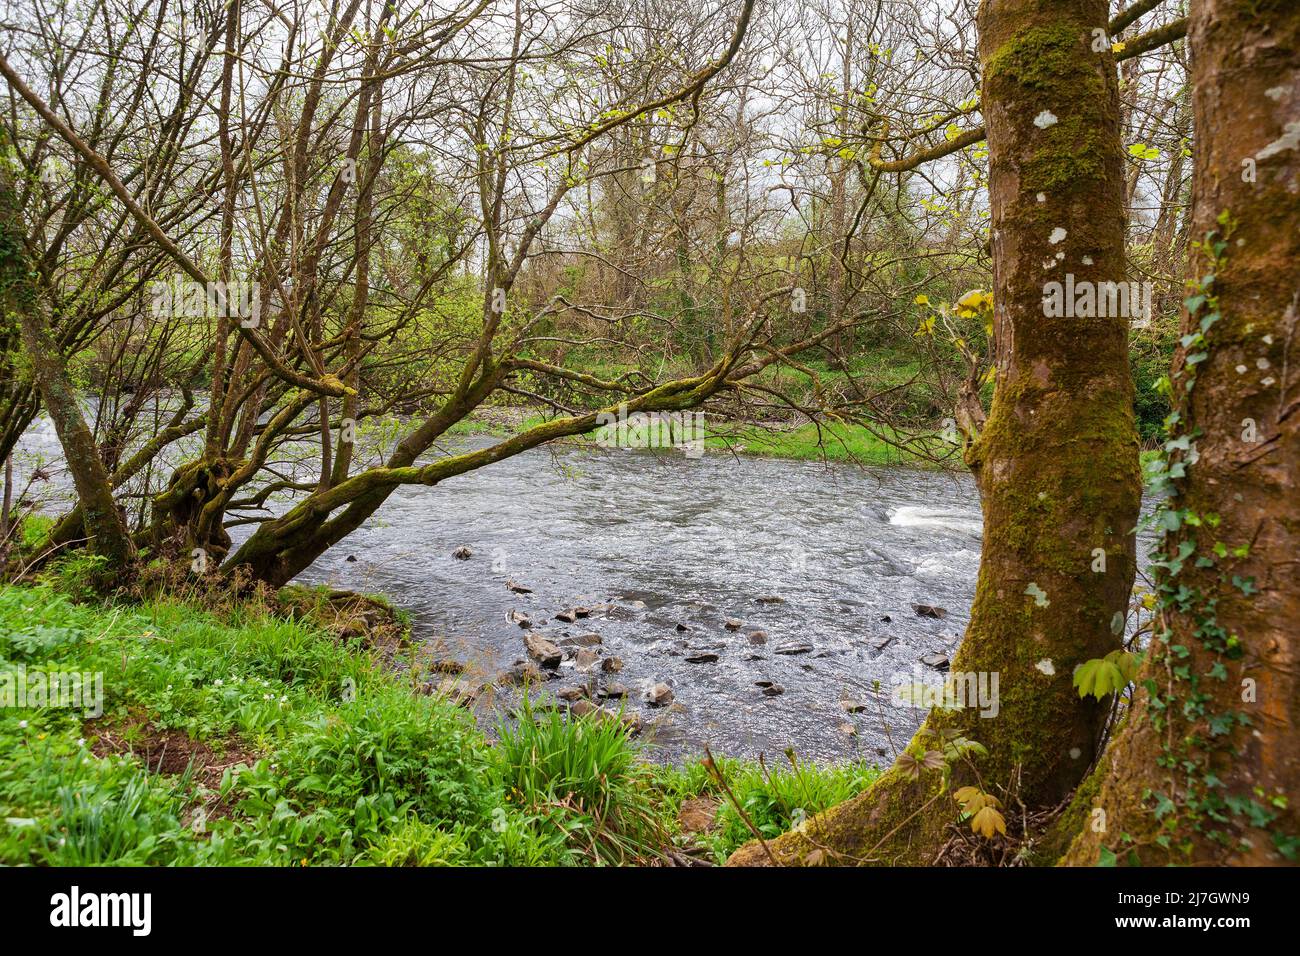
(18, 720, 28, 729)
(214, 679, 224, 687)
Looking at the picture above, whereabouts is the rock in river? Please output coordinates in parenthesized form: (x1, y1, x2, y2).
(774, 641, 814, 655)
(912, 604, 948, 619)
(921, 653, 950, 670)
(524, 632, 563, 668)
(645, 682, 675, 707)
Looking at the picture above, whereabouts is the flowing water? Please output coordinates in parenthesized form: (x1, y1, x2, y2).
(14, 416, 992, 763)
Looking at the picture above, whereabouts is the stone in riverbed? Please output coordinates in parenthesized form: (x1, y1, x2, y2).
(838, 722, 858, 737)
(840, 699, 869, 713)
(754, 680, 784, 697)
(599, 682, 628, 699)
(561, 633, 603, 647)
(508, 609, 533, 629)
(557, 686, 587, 702)
(685, 652, 719, 664)
(747, 630, 768, 645)
(452, 546, 472, 560)
(756, 595, 785, 604)
(524, 633, 563, 668)
(601, 656, 624, 673)
(507, 579, 533, 594)
(676, 622, 692, 632)
(724, 618, 744, 631)
(434, 677, 479, 707)
(912, 604, 948, 619)
(574, 648, 600, 671)
(645, 682, 674, 707)
(921, 653, 950, 670)
(774, 641, 814, 655)
(500, 661, 548, 685)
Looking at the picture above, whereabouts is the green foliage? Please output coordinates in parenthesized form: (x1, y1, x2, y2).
(1073, 650, 1140, 700)
(1130, 327, 1177, 444)
(653, 754, 880, 863)
(495, 697, 665, 865)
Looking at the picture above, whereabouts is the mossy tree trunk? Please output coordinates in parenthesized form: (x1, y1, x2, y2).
(0, 140, 135, 573)
(728, 0, 1141, 865)
(1064, 0, 1300, 867)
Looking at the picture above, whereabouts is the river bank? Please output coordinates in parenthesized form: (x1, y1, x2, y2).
(0, 575, 877, 866)
(455, 405, 964, 469)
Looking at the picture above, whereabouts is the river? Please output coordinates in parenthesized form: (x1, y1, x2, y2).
(14, 415, 990, 763)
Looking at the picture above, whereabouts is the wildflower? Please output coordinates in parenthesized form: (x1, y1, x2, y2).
(18, 720, 28, 729)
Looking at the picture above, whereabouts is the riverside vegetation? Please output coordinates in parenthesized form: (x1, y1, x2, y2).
(0, 542, 877, 866)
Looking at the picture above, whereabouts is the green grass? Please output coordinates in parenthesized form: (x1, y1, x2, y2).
(0, 574, 880, 866)
(706, 421, 959, 469)
(651, 754, 881, 864)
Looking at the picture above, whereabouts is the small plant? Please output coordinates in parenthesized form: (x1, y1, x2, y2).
(495, 696, 665, 865)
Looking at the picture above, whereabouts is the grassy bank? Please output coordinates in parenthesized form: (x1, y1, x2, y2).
(0, 570, 878, 866)
(459, 408, 960, 470)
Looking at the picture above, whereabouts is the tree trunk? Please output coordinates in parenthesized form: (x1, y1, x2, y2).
(0, 147, 135, 572)
(1063, 0, 1300, 867)
(728, 0, 1140, 865)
